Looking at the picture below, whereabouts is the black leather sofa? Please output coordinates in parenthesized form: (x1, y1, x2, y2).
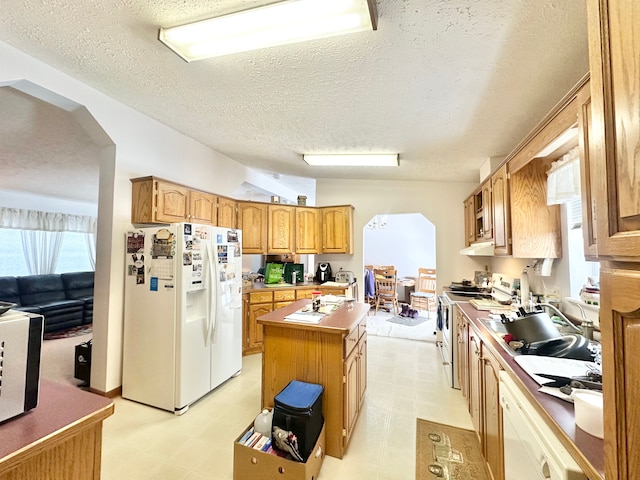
(0, 272, 94, 333)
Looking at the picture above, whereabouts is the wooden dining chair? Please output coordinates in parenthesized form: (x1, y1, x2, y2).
(373, 268, 399, 315)
(410, 268, 436, 317)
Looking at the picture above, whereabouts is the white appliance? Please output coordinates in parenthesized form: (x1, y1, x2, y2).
(436, 293, 459, 389)
(123, 223, 242, 414)
(0, 310, 43, 422)
(500, 371, 586, 479)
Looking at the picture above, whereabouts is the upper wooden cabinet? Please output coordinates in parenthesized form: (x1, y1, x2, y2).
(188, 190, 217, 225)
(131, 177, 217, 225)
(587, 0, 640, 260)
(491, 165, 512, 256)
(237, 202, 268, 254)
(217, 196, 237, 229)
(476, 182, 493, 241)
(576, 81, 598, 260)
(321, 205, 354, 254)
(267, 204, 295, 254)
(464, 197, 476, 246)
(296, 207, 321, 254)
(509, 160, 562, 258)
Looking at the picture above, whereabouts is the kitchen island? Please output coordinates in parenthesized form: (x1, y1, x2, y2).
(243, 280, 357, 355)
(257, 299, 368, 459)
(0, 379, 114, 479)
(457, 302, 603, 480)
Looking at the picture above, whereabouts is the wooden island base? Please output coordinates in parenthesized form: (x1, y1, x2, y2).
(258, 299, 368, 459)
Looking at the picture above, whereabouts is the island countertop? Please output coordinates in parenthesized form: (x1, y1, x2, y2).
(256, 298, 368, 334)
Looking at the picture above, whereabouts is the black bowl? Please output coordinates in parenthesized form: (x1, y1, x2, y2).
(0, 301, 17, 315)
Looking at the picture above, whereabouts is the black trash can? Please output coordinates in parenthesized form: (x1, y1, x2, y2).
(74, 339, 92, 386)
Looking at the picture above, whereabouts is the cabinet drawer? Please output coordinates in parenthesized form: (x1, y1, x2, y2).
(273, 290, 296, 302)
(274, 301, 293, 309)
(344, 327, 359, 358)
(249, 291, 273, 303)
(358, 319, 367, 339)
(296, 289, 314, 299)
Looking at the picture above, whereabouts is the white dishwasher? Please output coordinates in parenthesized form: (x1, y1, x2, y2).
(499, 371, 586, 480)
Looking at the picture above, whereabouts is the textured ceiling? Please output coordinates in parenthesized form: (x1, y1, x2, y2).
(0, 0, 589, 203)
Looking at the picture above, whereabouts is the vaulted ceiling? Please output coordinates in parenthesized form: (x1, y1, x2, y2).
(0, 1, 589, 203)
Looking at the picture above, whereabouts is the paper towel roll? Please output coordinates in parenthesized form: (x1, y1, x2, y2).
(520, 270, 529, 306)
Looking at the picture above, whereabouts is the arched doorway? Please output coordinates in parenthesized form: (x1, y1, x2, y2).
(363, 213, 437, 341)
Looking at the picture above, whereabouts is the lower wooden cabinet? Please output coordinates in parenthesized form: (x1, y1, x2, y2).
(465, 321, 504, 480)
(482, 345, 504, 480)
(344, 329, 366, 447)
(469, 325, 482, 434)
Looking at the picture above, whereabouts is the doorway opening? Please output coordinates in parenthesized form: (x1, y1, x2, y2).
(363, 213, 437, 342)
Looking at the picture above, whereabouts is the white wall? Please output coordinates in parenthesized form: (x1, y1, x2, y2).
(315, 178, 483, 298)
(363, 213, 435, 279)
(0, 40, 308, 393)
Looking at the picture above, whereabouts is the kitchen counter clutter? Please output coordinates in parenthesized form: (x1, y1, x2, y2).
(257, 299, 368, 459)
(456, 302, 603, 480)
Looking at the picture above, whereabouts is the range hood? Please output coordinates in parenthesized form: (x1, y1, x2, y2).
(459, 241, 495, 256)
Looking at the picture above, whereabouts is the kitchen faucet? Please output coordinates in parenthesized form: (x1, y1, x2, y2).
(537, 303, 584, 335)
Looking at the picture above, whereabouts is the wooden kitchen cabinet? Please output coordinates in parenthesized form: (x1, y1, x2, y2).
(476, 181, 493, 241)
(457, 308, 470, 402)
(576, 81, 597, 260)
(273, 289, 296, 309)
(468, 324, 482, 435)
(267, 204, 295, 254)
(188, 189, 217, 225)
(509, 159, 562, 258)
(587, 1, 640, 478)
(237, 202, 268, 254)
(131, 176, 218, 225)
(217, 196, 237, 229)
(598, 267, 640, 480)
(587, 0, 640, 260)
(131, 177, 189, 224)
(246, 291, 272, 354)
(321, 205, 354, 254)
(491, 164, 512, 256)
(482, 344, 504, 480)
(464, 196, 476, 246)
(296, 207, 321, 254)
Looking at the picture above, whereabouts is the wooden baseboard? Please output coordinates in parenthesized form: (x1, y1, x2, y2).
(88, 385, 122, 398)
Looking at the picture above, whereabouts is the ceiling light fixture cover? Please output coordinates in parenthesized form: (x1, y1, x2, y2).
(303, 153, 399, 167)
(159, 0, 378, 62)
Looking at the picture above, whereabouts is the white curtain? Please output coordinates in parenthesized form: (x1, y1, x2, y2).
(547, 147, 581, 205)
(0, 208, 96, 233)
(20, 230, 64, 275)
(85, 232, 97, 270)
(1, 208, 97, 274)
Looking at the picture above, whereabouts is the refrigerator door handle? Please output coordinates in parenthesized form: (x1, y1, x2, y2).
(205, 240, 218, 342)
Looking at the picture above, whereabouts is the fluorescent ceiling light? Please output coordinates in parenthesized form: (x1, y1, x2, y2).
(303, 154, 399, 167)
(535, 127, 579, 158)
(159, 0, 378, 62)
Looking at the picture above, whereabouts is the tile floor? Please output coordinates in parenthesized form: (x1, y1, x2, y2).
(101, 335, 472, 479)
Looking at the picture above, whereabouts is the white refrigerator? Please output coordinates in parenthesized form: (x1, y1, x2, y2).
(122, 223, 242, 413)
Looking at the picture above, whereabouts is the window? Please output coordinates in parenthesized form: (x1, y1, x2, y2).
(565, 197, 599, 299)
(0, 228, 93, 276)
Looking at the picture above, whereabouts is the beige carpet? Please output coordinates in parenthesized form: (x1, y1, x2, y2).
(416, 418, 490, 480)
(40, 332, 92, 387)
